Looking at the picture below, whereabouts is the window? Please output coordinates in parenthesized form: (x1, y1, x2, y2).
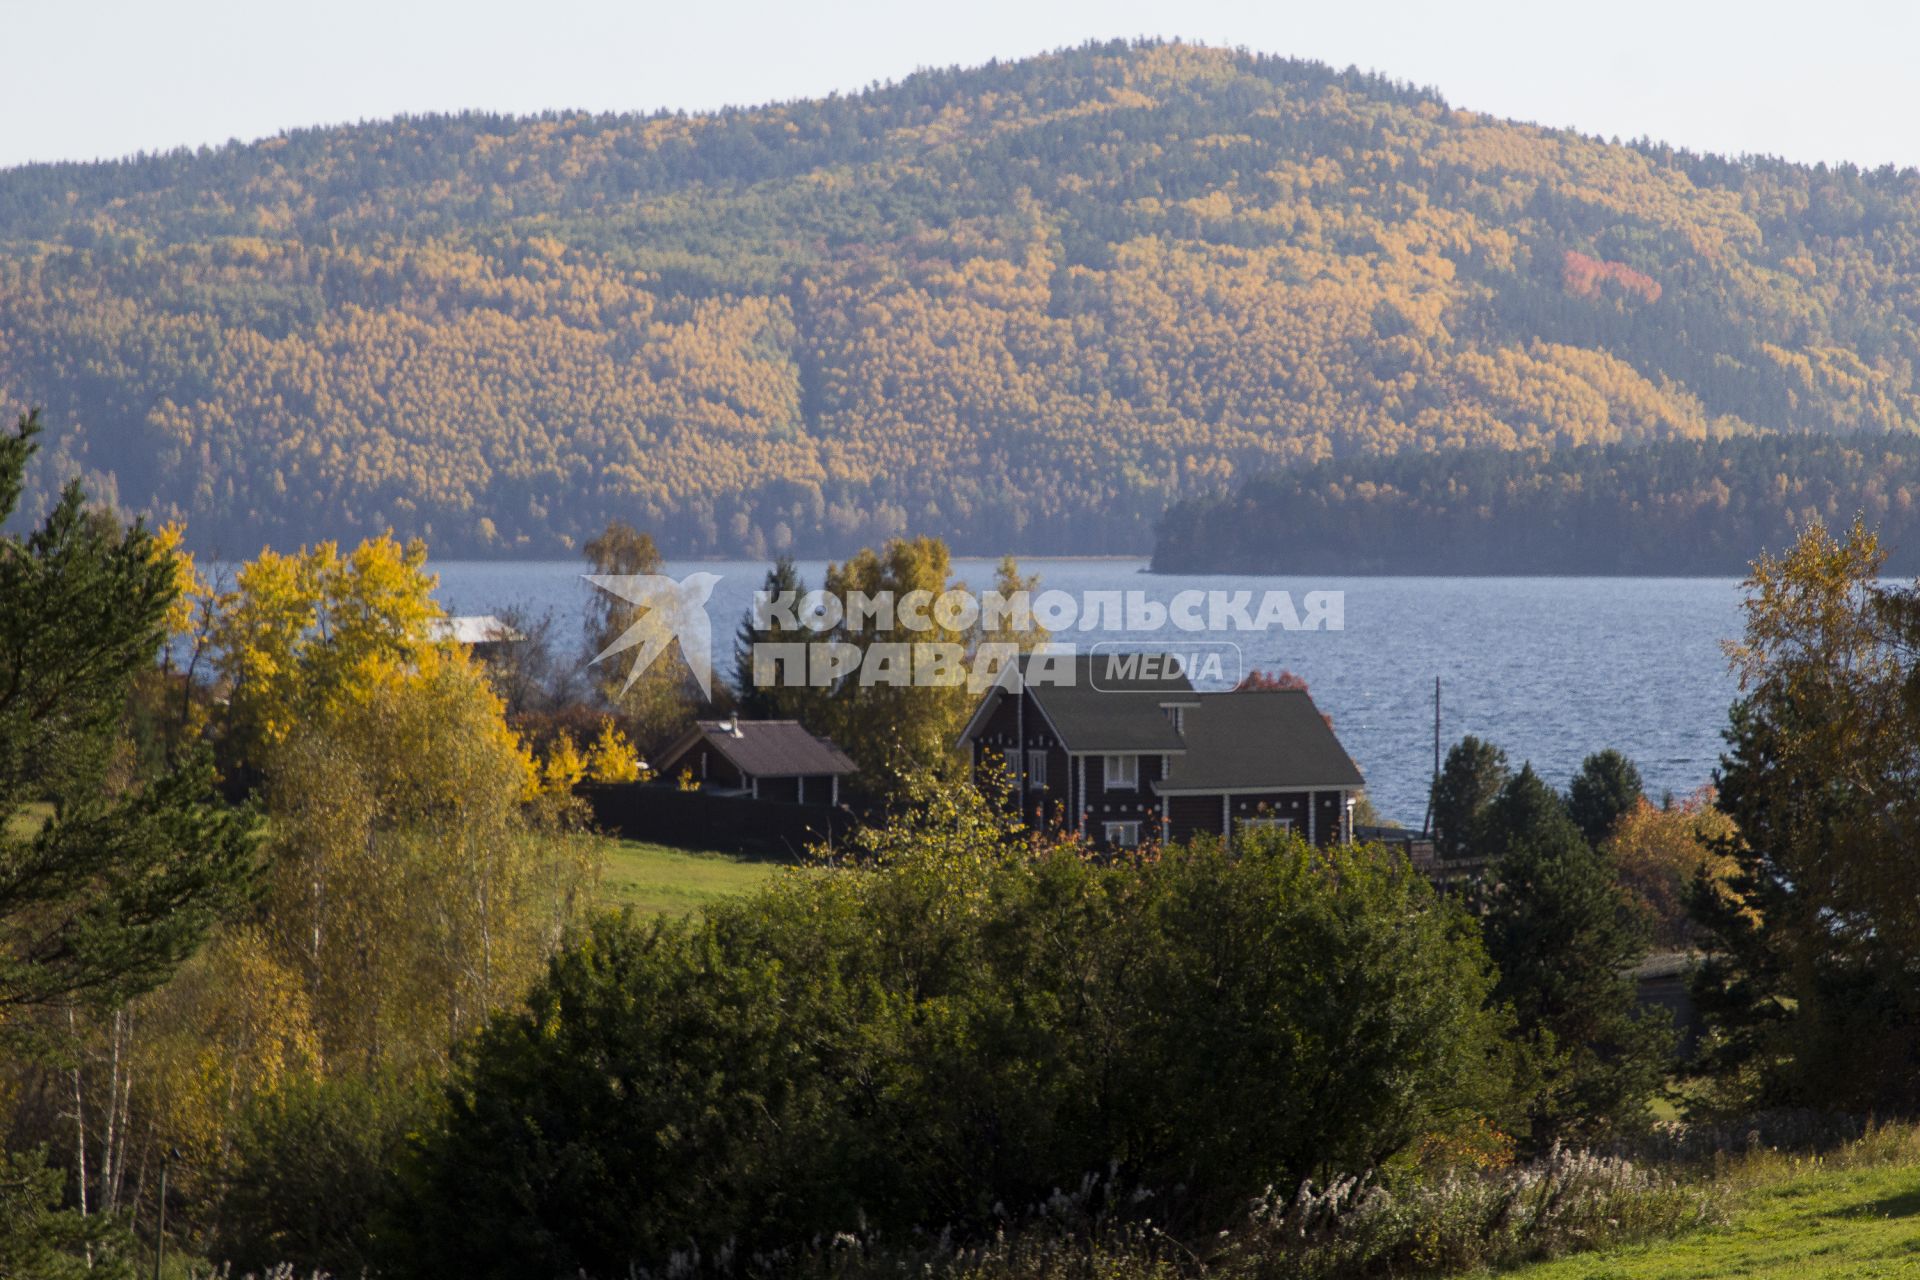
(1103, 754, 1138, 789)
(1242, 817, 1293, 835)
(1001, 746, 1021, 781)
(1104, 821, 1142, 848)
(1026, 749, 1048, 789)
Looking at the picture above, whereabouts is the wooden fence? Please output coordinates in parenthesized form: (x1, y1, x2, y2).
(577, 782, 863, 858)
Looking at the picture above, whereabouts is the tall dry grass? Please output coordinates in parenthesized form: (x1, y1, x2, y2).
(224, 1120, 1920, 1280)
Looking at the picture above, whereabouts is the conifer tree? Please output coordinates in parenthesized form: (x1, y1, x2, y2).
(733, 556, 807, 720)
(1567, 749, 1645, 846)
(1429, 735, 1508, 860)
(1475, 764, 1670, 1143)
(0, 410, 256, 1021)
(0, 409, 255, 1270)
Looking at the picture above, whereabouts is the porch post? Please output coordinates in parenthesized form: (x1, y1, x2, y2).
(1077, 756, 1087, 837)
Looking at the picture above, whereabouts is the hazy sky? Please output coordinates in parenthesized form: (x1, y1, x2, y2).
(4, 0, 1916, 172)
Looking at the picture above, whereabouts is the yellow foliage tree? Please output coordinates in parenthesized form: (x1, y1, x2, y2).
(980, 554, 1050, 653)
(202, 534, 595, 1073)
(542, 730, 588, 793)
(1604, 790, 1738, 951)
(263, 645, 589, 1072)
(586, 718, 643, 783)
(213, 532, 445, 755)
(581, 520, 705, 751)
(148, 520, 210, 642)
(130, 925, 321, 1169)
(820, 536, 974, 787)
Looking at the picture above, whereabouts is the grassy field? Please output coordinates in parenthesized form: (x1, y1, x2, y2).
(597, 839, 790, 916)
(5, 810, 785, 918)
(3, 801, 52, 840)
(1510, 1151, 1920, 1280)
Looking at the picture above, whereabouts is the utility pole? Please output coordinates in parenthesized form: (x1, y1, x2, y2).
(1420, 676, 1440, 836)
(153, 1149, 169, 1280)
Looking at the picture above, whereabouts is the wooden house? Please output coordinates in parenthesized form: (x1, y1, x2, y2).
(956, 652, 1363, 848)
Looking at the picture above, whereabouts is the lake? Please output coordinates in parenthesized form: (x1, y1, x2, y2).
(430, 559, 1748, 826)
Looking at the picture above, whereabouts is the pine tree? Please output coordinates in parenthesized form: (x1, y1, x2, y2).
(1567, 749, 1644, 846)
(0, 410, 257, 1021)
(1475, 765, 1670, 1143)
(733, 556, 806, 720)
(0, 409, 256, 1270)
(1429, 735, 1508, 860)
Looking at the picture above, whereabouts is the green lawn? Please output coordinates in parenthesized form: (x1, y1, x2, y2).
(597, 839, 789, 916)
(1508, 1160, 1920, 1280)
(3, 801, 52, 840)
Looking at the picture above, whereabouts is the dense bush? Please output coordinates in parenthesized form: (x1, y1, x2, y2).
(0, 1147, 136, 1279)
(399, 832, 1518, 1278)
(215, 1073, 434, 1277)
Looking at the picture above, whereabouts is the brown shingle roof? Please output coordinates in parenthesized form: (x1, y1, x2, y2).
(657, 720, 858, 780)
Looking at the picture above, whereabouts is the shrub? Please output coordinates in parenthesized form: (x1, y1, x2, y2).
(0, 1146, 135, 1279)
(398, 830, 1519, 1278)
(215, 1072, 433, 1277)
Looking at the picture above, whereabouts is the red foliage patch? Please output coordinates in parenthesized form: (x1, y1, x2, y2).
(1235, 668, 1332, 726)
(1562, 249, 1662, 304)
(1236, 668, 1311, 692)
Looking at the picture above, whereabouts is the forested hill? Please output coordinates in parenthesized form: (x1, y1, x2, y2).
(5, 41, 1920, 557)
(1153, 433, 1920, 575)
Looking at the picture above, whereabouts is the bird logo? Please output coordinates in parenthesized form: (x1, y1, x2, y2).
(584, 572, 722, 699)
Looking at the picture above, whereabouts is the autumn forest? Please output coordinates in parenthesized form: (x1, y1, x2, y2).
(5, 40, 1920, 558)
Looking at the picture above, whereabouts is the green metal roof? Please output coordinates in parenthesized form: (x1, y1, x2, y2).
(1156, 690, 1365, 792)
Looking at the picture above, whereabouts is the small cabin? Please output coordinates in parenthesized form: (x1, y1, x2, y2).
(653, 719, 857, 806)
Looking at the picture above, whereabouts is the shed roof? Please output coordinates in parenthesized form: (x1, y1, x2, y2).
(427, 615, 523, 645)
(657, 720, 858, 780)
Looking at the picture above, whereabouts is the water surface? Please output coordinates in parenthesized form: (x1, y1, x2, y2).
(431, 559, 1746, 825)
